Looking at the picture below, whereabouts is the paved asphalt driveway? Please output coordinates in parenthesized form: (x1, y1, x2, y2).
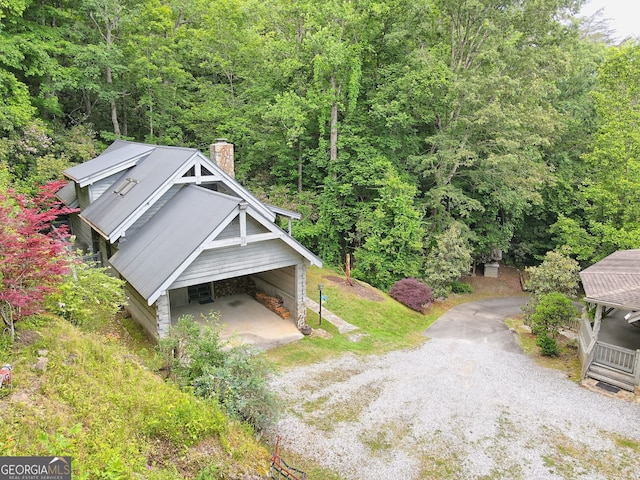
(273, 296, 640, 480)
(424, 296, 528, 353)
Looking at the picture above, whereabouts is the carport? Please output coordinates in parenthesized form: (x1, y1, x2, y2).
(170, 293, 303, 350)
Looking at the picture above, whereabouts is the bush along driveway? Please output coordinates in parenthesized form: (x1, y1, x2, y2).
(271, 297, 640, 479)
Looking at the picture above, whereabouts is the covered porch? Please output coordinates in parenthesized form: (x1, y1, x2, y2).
(579, 250, 640, 391)
(578, 305, 640, 391)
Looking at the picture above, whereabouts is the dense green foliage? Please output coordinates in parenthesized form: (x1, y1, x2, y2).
(1, 0, 637, 287)
(423, 222, 473, 298)
(524, 250, 581, 298)
(158, 316, 281, 433)
(523, 249, 581, 323)
(530, 292, 579, 338)
(46, 257, 127, 330)
(536, 334, 560, 357)
(531, 292, 579, 357)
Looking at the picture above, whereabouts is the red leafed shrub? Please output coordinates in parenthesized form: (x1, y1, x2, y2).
(389, 278, 433, 313)
(0, 181, 77, 339)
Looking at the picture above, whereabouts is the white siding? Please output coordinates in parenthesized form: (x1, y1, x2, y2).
(125, 283, 158, 339)
(170, 239, 301, 289)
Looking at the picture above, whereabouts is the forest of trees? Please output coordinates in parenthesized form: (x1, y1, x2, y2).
(1, 0, 639, 291)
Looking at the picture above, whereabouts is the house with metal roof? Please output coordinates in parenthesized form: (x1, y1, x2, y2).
(59, 140, 322, 340)
(578, 249, 640, 391)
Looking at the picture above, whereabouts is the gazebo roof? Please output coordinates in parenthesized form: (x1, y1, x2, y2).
(580, 249, 640, 310)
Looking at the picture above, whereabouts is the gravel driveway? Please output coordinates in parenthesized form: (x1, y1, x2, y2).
(272, 297, 640, 479)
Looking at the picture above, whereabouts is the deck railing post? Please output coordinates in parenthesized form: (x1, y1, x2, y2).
(635, 350, 640, 386)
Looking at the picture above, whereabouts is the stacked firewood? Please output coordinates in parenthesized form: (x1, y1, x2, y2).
(214, 277, 256, 298)
(255, 292, 292, 320)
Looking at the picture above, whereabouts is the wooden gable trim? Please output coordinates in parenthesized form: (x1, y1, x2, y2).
(240, 205, 322, 267)
(198, 204, 320, 267)
(204, 232, 281, 249)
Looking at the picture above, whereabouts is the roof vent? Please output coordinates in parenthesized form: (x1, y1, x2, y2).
(114, 178, 139, 196)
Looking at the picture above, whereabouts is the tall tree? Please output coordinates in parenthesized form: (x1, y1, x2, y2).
(554, 41, 640, 262)
(352, 164, 425, 290)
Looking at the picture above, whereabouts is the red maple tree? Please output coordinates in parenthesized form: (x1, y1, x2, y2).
(0, 180, 77, 340)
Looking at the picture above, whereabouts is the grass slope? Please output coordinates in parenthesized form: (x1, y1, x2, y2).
(0, 315, 269, 479)
(267, 266, 527, 367)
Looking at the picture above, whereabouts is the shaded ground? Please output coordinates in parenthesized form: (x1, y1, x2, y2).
(462, 265, 525, 296)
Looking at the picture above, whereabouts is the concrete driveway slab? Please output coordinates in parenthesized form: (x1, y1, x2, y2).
(171, 293, 303, 350)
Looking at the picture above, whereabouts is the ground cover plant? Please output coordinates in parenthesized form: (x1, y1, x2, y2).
(158, 316, 281, 433)
(0, 315, 270, 479)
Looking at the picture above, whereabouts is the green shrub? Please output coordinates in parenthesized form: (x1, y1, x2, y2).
(157, 313, 225, 388)
(424, 223, 473, 299)
(46, 259, 126, 330)
(192, 346, 282, 433)
(530, 292, 578, 338)
(522, 250, 580, 325)
(158, 316, 281, 432)
(450, 280, 473, 294)
(536, 334, 560, 357)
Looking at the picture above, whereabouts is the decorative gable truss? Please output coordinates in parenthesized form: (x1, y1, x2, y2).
(146, 199, 317, 305)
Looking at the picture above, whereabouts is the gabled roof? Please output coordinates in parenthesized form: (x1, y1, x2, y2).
(80, 146, 197, 240)
(64, 141, 280, 241)
(64, 141, 155, 187)
(580, 249, 640, 310)
(66, 140, 323, 304)
(109, 186, 241, 301)
(56, 181, 79, 208)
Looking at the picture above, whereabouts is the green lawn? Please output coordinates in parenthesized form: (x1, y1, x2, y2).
(267, 267, 466, 367)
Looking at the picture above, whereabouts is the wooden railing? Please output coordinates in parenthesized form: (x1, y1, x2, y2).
(593, 341, 637, 374)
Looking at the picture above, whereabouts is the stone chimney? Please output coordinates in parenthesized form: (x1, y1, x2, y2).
(210, 139, 235, 178)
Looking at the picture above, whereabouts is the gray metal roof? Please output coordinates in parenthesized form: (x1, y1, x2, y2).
(110, 185, 240, 301)
(64, 141, 155, 186)
(580, 249, 640, 309)
(81, 146, 197, 239)
(56, 181, 78, 208)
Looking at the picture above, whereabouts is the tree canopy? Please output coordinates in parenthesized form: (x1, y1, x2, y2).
(1, 0, 637, 291)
